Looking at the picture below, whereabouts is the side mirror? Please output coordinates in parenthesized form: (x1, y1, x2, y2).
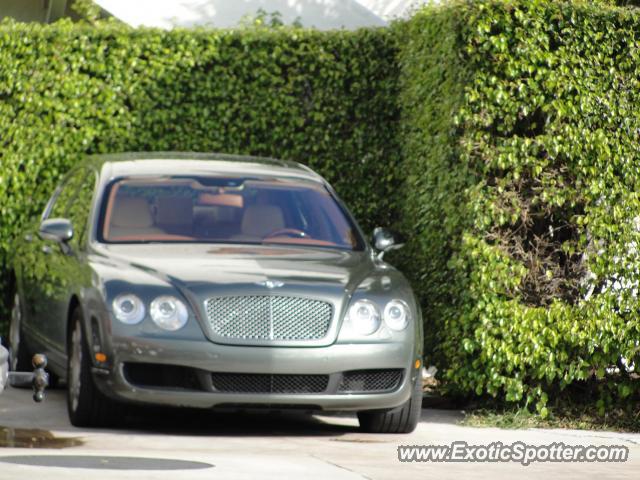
(39, 218, 73, 243)
(373, 227, 403, 260)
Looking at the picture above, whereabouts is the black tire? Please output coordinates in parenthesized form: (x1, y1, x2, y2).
(357, 372, 423, 434)
(8, 293, 31, 373)
(67, 307, 119, 428)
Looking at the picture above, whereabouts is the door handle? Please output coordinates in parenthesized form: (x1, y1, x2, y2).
(41, 245, 53, 255)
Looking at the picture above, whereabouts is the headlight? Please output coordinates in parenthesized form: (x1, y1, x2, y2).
(347, 300, 381, 336)
(150, 296, 188, 331)
(383, 299, 410, 331)
(112, 294, 145, 324)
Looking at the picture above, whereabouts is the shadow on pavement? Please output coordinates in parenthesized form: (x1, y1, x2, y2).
(120, 404, 360, 437)
(419, 408, 464, 425)
(3, 386, 462, 438)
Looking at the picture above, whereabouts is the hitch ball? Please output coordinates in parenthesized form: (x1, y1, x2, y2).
(31, 354, 49, 403)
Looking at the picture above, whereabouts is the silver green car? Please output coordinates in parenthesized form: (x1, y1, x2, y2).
(9, 153, 423, 433)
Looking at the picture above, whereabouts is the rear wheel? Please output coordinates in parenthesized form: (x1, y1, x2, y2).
(8, 293, 31, 373)
(67, 307, 119, 427)
(357, 372, 423, 434)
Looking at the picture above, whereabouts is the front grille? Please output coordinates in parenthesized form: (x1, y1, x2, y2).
(338, 369, 403, 393)
(211, 373, 329, 394)
(205, 295, 332, 342)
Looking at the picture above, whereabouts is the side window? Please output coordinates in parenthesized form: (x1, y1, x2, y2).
(46, 169, 87, 220)
(67, 172, 96, 249)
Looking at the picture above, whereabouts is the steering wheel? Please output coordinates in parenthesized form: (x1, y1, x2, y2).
(264, 228, 307, 239)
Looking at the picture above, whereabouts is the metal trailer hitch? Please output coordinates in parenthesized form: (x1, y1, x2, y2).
(0, 344, 49, 402)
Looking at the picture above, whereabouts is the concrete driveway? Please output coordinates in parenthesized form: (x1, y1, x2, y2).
(0, 387, 638, 479)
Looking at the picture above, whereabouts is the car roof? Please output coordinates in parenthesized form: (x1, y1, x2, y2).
(86, 152, 326, 184)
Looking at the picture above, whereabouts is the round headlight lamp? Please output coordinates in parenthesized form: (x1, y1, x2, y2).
(383, 300, 410, 331)
(150, 296, 188, 331)
(112, 294, 145, 325)
(347, 300, 381, 336)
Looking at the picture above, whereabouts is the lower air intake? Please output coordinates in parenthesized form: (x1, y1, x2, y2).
(337, 369, 403, 393)
(211, 373, 329, 394)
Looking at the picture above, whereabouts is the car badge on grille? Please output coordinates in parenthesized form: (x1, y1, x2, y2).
(257, 280, 285, 289)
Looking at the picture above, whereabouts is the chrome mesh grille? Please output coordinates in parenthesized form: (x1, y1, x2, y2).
(204, 295, 332, 342)
(211, 373, 329, 394)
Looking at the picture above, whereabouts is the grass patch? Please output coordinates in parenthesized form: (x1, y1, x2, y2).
(460, 407, 640, 433)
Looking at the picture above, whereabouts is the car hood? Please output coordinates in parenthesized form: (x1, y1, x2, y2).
(91, 243, 378, 298)
(90, 243, 414, 348)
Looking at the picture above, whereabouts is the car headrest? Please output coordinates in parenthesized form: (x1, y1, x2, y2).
(197, 192, 243, 209)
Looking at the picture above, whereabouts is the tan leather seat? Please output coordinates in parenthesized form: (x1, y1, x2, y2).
(156, 196, 194, 235)
(108, 196, 163, 239)
(232, 205, 285, 241)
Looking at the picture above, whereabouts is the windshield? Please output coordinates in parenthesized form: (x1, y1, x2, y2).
(99, 176, 364, 250)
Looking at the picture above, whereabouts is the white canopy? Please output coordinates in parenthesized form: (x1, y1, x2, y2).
(94, 0, 388, 30)
(355, 0, 432, 20)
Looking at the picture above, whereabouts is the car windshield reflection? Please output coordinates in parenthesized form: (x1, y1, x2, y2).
(99, 176, 364, 251)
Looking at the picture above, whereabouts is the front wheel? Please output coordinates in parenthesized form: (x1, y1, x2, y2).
(357, 373, 423, 434)
(67, 307, 119, 427)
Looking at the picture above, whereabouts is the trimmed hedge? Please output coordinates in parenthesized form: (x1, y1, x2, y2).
(2, 1, 640, 415)
(0, 20, 401, 332)
(398, 0, 640, 415)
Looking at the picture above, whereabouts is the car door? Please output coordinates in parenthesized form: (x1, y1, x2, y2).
(48, 169, 97, 352)
(20, 168, 89, 358)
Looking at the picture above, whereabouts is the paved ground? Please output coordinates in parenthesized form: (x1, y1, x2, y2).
(0, 387, 639, 479)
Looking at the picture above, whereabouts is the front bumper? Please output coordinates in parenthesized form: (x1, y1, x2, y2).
(92, 337, 417, 411)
